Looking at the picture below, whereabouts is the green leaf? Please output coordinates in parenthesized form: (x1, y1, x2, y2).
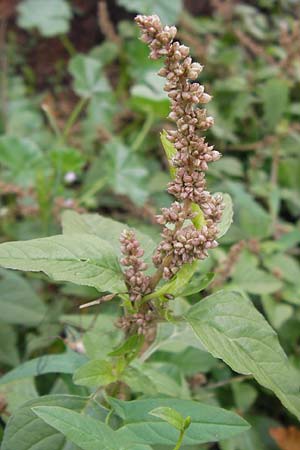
(0, 350, 87, 386)
(73, 360, 117, 388)
(140, 322, 204, 361)
(62, 211, 156, 266)
(185, 290, 300, 420)
(0, 233, 126, 293)
(179, 272, 215, 297)
(0, 269, 46, 326)
(149, 406, 186, 431)
(123, 362, 188, 398)
(0, 135, 44, 186)
(17, 0, 72, 36)
(69, 54, 110, 98)
(110, 397, 250, 446)
(190, 203, 206, 230)
(232, 252, 282, 294)
(50, 147, 85, 174)
(0, 323, 19, 367)
(153, 347, 218, 376)
(232, 382, 258, 413)
(226, 183, 271, 240)
(160, 130, 176, 178)
(1, 395, 108, 450)
(80, 314, 123, 360)
(0, 378, 38, 416)
(89, 42, 119, 66)
(109, 334, 144, 359)
(147, 261, 199, 299)
(261, 78, 289, 130)
(32, 406, 132, 450)
(100, 138, 149, 205)
(263, 253, 300, 284)
(131, 71, 169, 117)
(117, 0, 183, 24)
(261, 295, 293, 330)
(217, 193, 233, 238)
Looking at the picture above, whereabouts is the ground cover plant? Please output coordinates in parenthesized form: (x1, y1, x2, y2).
(0, 1, 300, 449)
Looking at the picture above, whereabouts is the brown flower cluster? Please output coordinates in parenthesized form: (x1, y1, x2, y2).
(135, 14, 224, 279)
(120, 229, 151, 302)
(118, 311, 155, 336)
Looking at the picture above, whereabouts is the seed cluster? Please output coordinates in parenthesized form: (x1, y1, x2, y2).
(120, 229, 151, 302)
(135, 14, 224, 278)
(118, 311, 155, 336)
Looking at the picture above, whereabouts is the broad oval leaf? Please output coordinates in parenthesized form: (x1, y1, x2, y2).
(69, 54, 110, 98)
(62, 210, 156, 266)
(185, 290, 300, 420)
(99, 138, 149, 206)
(0, 350, 87, 386)
(32, 406, 140, 450)
(260, 78, 289, 130)
(17, 0, 72, 37)
(149, 406, 185, 431)
(0, 135, 44, 187)
(0, 233, 126, 293)
(109, 397, 250, 446)
(1, 395, 108, 450)
(73, 360, 117, 388)
(0, 269, 46, 326)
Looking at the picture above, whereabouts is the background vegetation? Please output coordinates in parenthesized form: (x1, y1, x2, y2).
(0, 0, 300, 449)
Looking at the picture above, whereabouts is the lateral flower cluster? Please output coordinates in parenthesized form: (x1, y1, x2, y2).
(120, 229, 151, 302)
(135, 14, 224, 279)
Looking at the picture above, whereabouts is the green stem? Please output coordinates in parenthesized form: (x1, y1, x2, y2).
(78, 177, 107, 205)
(131, 111, 154, 152)
(173, 429, 185, 450)
(41, 104, 61, 138)
(105, 408, 113, 426)
(60, 34, 76, 57)
(62, 97, 89, 141)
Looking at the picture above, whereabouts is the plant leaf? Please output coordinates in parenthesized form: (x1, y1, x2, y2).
(232, 252, 282, 294)
(149, 406, 185, 431)
(32, 406, 135, 450)
(226, 183, 271, 240)
(116, 0, 183, 24)
(185, 290, 300, 420)
(160, 130, 177, 178)
(100, 138, 149, 206)
(0, 233, 126, 293)
(0, 135, 44, 186)
(110, 397, 250, 446)
(1, 395, 108, 450)
(0, 269, 46, 326)
(0, 323, 19, 367)
(147, 261, 199, 299)
(0, 350, 87, 385)
(73, 360, 117, 388)
(17, 0, 72, 36)
(178, 272, 215, 297)
(62, 211, 156, 266)
(140, 322, 204, 362)
(0, 377, 38, 416)
(217, 193, 233, 238)
(69, 54, 110, 98)
(261, 78, 289, 130)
